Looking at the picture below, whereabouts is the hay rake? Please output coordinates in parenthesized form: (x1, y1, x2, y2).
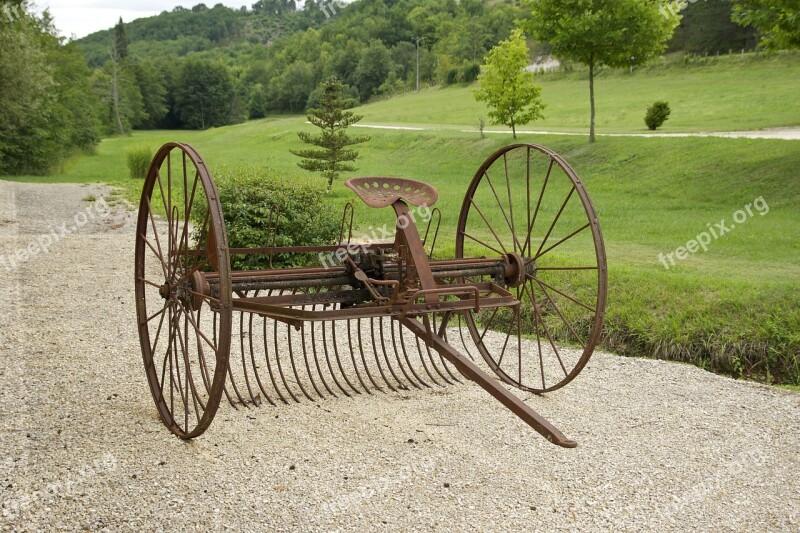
(135, 142, 607, 448)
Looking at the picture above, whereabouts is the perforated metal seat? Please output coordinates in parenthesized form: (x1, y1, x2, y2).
(345, 177, 439, 208)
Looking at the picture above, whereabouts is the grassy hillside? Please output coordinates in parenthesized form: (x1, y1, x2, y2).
(7, 113, 799, 384)
(355, 52, 800, 133)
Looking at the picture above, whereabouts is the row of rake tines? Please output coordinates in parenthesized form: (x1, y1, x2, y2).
(212, 291, 487, 409)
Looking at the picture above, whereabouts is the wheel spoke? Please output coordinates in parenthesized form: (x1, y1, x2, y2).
(176, 253, 217, 286)
(527, 284, 568, 377)
(529, 274, 596, 313)
(467, 198, 508, 255)
(178, 300, 219, 354)
(523, 158, 554, 258)
(138, 277, 163, 290)
(534, 279, 586, 351)
(536, 266, 598, 271)
(478, 307, 500, 342)
(483, 170, 524, 254)
(534, 222, 591, 260)
(143, 194, 169, 279)
(460, 231, 505, 257)
(148, 302, 169, 361)
(145, 304, 168, 324)
(534, 186, 576, 259)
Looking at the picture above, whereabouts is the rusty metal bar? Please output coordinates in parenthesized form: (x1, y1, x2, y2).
(399, 316, 577, 448)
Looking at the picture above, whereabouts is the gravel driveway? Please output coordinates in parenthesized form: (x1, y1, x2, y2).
(0, 181, 798, 531)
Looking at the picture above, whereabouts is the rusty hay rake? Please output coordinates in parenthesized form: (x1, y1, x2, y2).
(135, 142, 607, 448)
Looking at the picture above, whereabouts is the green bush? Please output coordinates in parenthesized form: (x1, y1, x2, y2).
(444, 67, 460, 85)
(644, 101, 671, 130)
(126, 146, 153, 179)
(196, 167, 341, 270)
(461, 62, 481, 83)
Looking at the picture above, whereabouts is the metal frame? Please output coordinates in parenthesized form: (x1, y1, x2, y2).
(134, 142, 608, 448)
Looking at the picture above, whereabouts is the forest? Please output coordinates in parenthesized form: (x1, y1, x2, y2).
(0, 0, 761, 174)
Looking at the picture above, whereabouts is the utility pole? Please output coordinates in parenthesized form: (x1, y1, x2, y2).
(415, 37, 422, 92)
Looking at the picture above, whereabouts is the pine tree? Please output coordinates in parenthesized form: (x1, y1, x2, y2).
(291, 76, 370, 193)
(114, 18, 129, 60)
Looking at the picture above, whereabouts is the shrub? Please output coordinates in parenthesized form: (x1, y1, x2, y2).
(645, 101, 671, 130)
(445, 67, 460, 85)
(461, 62, 481, 83)
(195, 166, 341, 270)
(126, 146, 153, 179)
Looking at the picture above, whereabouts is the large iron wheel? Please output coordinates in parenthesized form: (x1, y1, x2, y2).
(455, 143, 607, 393)
(134, 143, 232, 438)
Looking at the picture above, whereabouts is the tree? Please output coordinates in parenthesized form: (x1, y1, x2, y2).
(355, 41, 392, 100)
(668, 0, 757, 54)
(133, 60, 169, 129)
(251, 0, 295, 16)
(731, 0, 800, 49)
(96, 43, 145, 135)
(473, 29, 544, 139)
(525, 0, 680, 142)
(114, 18, 129, 59)
(291, 76, 370, 193)
(0, 4, 101, 174)
(173, 58, 235, 129)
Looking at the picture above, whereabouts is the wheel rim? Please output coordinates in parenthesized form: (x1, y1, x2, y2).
(134, 143, 232, 438)
(455, 143, 607, 393)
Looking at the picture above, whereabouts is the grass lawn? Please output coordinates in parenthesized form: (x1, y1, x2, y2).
(355, 51, 800, 134)
(4, 52, 798, 384)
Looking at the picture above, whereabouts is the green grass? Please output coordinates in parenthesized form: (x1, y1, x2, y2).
(4, 52, 799, 384)
(355, 51, 800, 133)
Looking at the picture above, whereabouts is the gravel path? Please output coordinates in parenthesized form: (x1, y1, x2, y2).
(0, 180, 798, 531)
(355, 123, 800, 140)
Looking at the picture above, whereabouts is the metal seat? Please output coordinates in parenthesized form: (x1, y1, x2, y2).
(345, 177, 438, 208)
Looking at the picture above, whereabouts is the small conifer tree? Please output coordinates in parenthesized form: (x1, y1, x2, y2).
(291, 76, 370, 192)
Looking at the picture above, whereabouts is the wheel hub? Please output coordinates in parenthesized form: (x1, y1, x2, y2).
(503, 253, 530, 288)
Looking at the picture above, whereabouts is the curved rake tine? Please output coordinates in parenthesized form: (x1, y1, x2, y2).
(330, 320, 361, 394)
(262, 311, 289, 404)
(389, 317, 424, 389)
(321, 320, 352, 397)
(273, 318, 301, 403)
(403, 319, 442, 386)
(419, 315, 455, 385)
(351, 319, 381, 393)
(213, 310, 237, 410)
(298, 316, 325, 400)
(247, 311, 276, 407)
(237, 309, 257, 407)
(309, 318, 338, 398)
(371, 317, 400, 392)
(192, 305, 213, 396)
(344, 319, 373, 394)
(286, 321, 315, 402)
(432, 313, 462, 383)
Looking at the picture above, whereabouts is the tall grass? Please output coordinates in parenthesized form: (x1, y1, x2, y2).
(126, 146, 153, 180)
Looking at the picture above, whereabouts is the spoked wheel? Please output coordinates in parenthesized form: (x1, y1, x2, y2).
(456, 143, 607, 393)
(134, 143, 232, 438)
